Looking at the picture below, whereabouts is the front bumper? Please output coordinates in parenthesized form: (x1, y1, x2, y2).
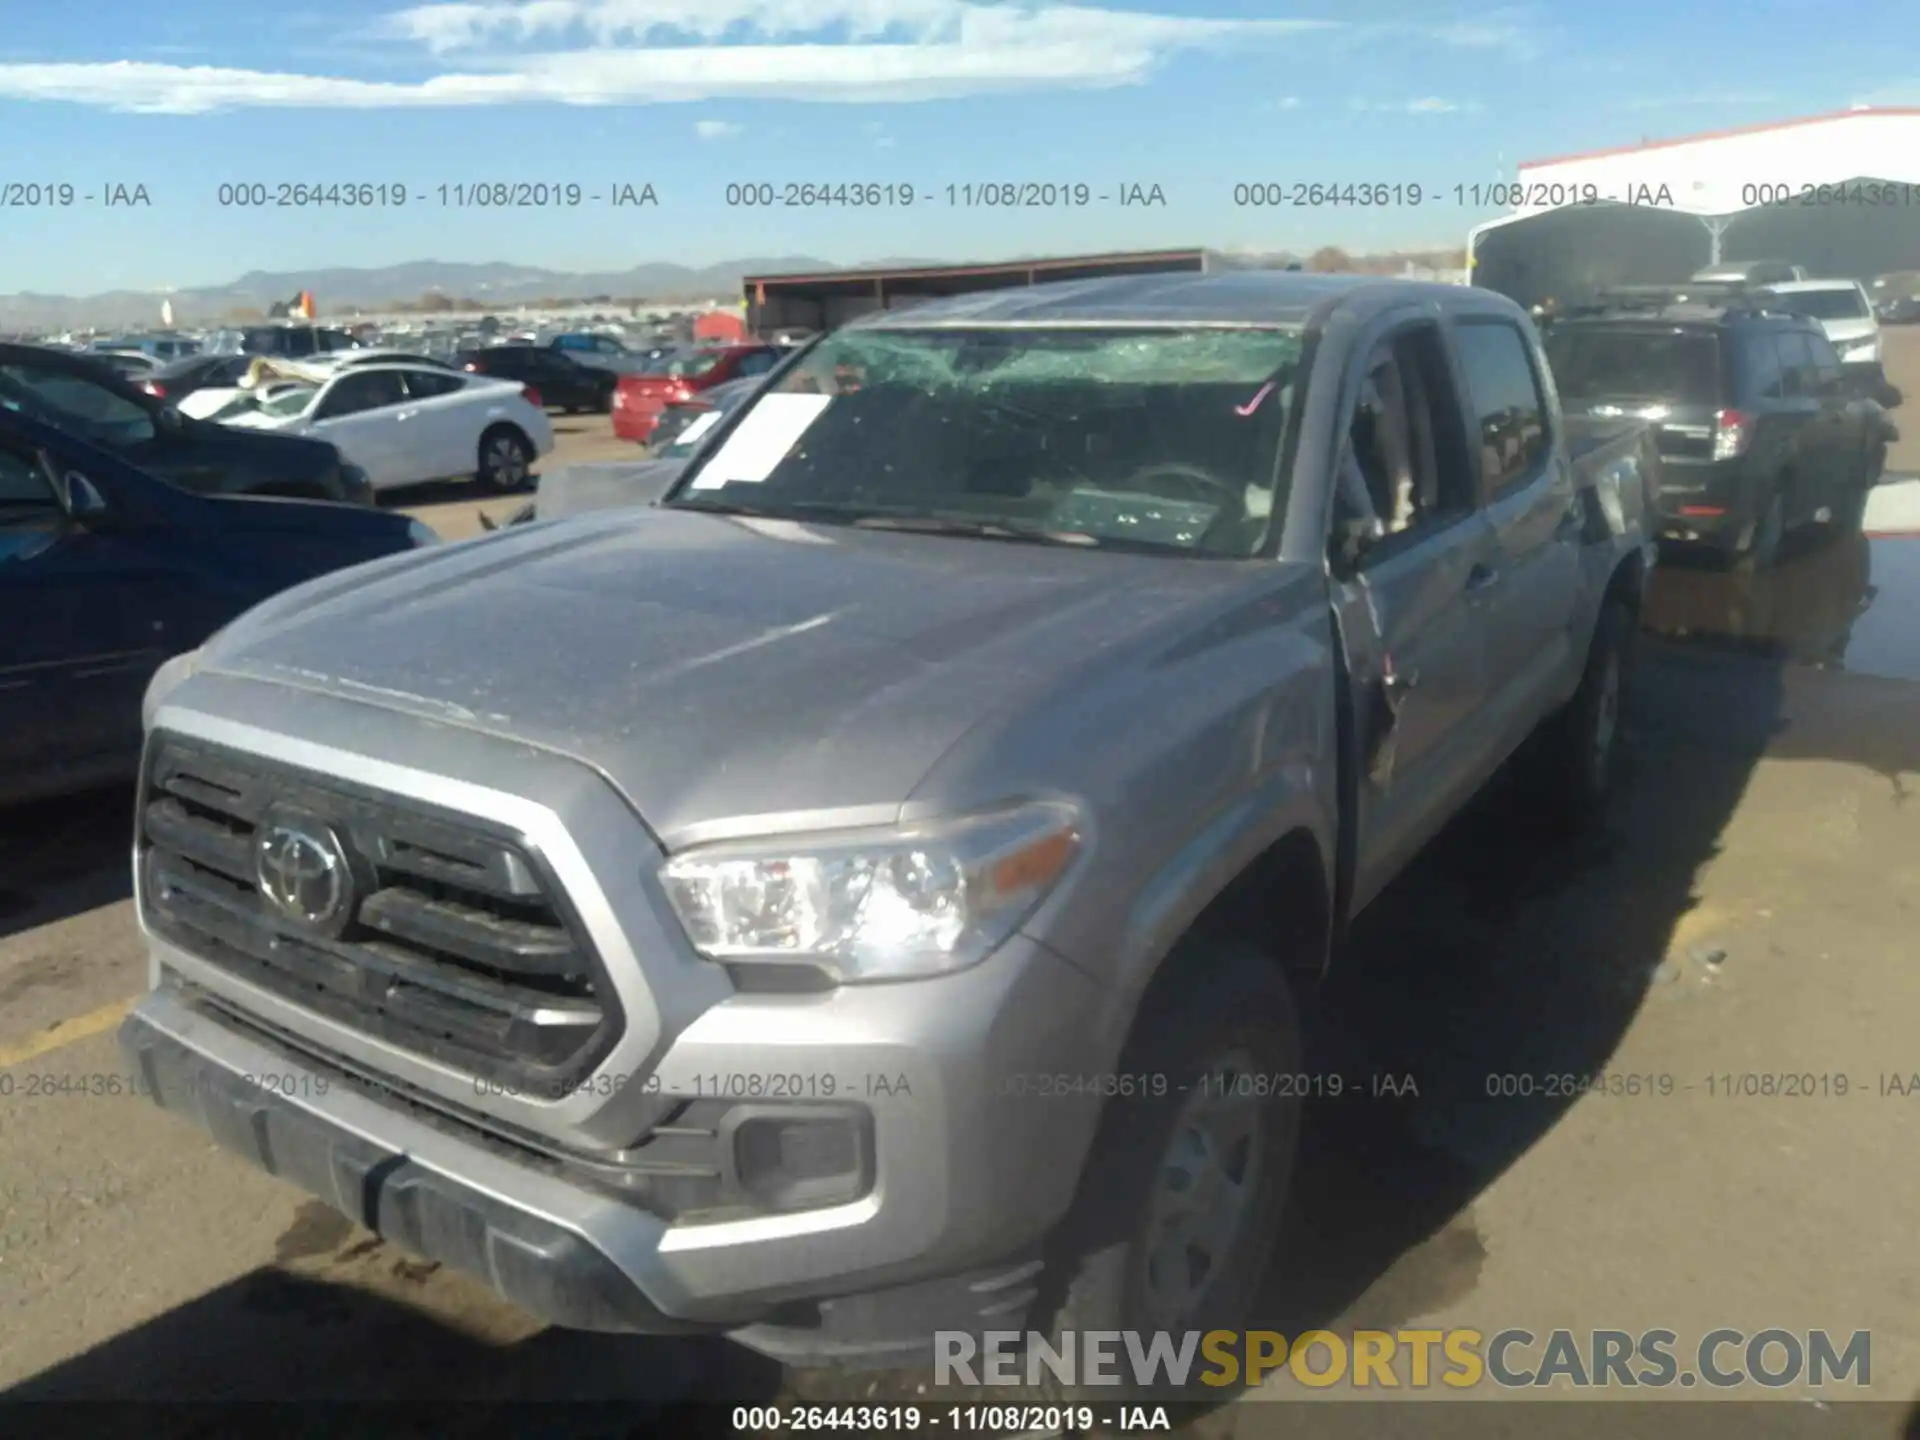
(126, 929, 1108, 1364)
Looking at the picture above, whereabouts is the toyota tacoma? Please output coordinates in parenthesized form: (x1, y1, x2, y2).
(122, 273, 1655, 1369)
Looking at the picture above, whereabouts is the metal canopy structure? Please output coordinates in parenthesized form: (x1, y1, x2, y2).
(1468, 108, 1920, 309)
(743, 249, 1230, 335)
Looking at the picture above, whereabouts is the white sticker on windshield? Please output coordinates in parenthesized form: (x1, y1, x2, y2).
(690, 393, 832, 488)
(675, 409, 722, 446)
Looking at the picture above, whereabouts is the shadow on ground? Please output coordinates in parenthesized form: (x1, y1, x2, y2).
(0, 783, 134, 942)
(4, 529, 1916, 1439)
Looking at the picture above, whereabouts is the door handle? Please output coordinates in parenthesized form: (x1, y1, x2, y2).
(395, 409, 417, 421)
(1465, 562, 1501, 594)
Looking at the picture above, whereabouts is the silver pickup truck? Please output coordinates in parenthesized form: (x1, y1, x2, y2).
(122, 273, 1655, 1369)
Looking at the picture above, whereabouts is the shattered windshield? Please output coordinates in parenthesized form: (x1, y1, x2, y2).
(667, 325, 1303, 556)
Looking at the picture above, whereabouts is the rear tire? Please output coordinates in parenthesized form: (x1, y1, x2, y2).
(1531, 594, 1632, 826)
(477, 426, 535, 492)
(1735, 488, 1785, 572)
(1833, 444, 1885, 533)
(1029, 943, 1303, 1395)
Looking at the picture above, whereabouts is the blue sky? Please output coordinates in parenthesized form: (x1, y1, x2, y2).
(2, 0, 1915, 295)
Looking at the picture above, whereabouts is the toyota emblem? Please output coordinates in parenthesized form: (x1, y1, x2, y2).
(255, 812, 350, 927)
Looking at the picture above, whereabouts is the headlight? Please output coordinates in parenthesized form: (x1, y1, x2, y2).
(143, 648, 201, 731)
(406, 519, 441, 546)
(660, 802, 1082, 982)
(1843, 339, 1879, 361)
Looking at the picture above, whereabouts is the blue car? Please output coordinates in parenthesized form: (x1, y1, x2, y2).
(0, 407, 436, 805)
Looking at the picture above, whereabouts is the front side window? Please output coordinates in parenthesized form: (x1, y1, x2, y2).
(670, 324, 1304, 557)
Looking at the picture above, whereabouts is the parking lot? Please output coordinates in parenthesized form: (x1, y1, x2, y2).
(3, 336, 1919, 1435)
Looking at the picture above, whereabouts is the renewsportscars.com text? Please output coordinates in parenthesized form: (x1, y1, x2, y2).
(935, 1328, 1871, 1390)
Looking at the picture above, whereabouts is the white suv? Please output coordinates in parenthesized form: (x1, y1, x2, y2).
(1761, 279, 1882, 365)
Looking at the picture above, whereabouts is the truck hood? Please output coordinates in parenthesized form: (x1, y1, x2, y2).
(196, 506, 1234, 846)
(534, 459, 686, 520)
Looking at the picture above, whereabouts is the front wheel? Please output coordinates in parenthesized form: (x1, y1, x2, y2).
(477, 427, 534, 492)
(1031, 945, 1302, 1384)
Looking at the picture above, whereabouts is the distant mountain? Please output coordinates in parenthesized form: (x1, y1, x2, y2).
(0, 256, 940, 331)
(0, 246, 1468, 332)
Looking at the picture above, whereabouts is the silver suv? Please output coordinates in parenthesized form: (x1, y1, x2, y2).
(124, 273, 1653, 1367)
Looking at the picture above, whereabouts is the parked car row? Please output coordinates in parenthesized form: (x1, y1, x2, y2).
(482, 374, 764, 529)
(611, 341, 789, 442)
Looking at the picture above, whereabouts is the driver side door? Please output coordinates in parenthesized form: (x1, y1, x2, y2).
(307, 370, 409, 488)
(1327, 316, 1501, 911)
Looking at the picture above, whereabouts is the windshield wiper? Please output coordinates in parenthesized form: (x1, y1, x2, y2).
(846, 513, 1105, 548)
(667, 497, 862, 522)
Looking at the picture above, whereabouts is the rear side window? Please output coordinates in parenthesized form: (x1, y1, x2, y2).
(1545, 327, 1723, 406)
(1453, 320, 1550, 494)
(403, 369, 465, 398)
(316, 370, 407, 418)
(1774, 334, 1816, 397)
(1805, 333, 1843, 383)
(0, 444, 56, 510)
(1742, 334, 1785, 400)
(0, 364, 156, 447)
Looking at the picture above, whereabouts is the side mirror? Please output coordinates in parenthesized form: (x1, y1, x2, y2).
(1335, 512, 1386, 571)
(155, 404, 186, 436)
(61, 471, 115, 527)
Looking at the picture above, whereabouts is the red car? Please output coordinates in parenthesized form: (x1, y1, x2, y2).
(611, 343, 787, 443)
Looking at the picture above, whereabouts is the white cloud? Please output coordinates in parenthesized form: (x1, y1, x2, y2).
(1616, 91, 1783, 110)
(694, 117, 742, 136)
(1350, 95, 1479, 114)
(0, 0, 1530, 112)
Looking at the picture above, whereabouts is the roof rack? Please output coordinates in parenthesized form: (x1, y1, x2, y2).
(1555, 280, 1789, 323)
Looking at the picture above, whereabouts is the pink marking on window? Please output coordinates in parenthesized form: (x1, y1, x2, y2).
(1234, 380, 1276, 417)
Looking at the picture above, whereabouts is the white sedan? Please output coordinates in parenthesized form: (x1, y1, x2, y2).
(218, 362, 553, 492)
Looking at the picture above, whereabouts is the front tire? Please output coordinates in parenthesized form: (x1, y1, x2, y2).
(1032, 944, 1303, 1390)
(477, 426, 534, 492)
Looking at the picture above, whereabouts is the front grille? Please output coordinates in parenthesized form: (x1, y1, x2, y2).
(139, 733, 623, 1090)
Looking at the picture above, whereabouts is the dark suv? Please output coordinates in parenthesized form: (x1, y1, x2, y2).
(1545, 296, 1896, 566)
